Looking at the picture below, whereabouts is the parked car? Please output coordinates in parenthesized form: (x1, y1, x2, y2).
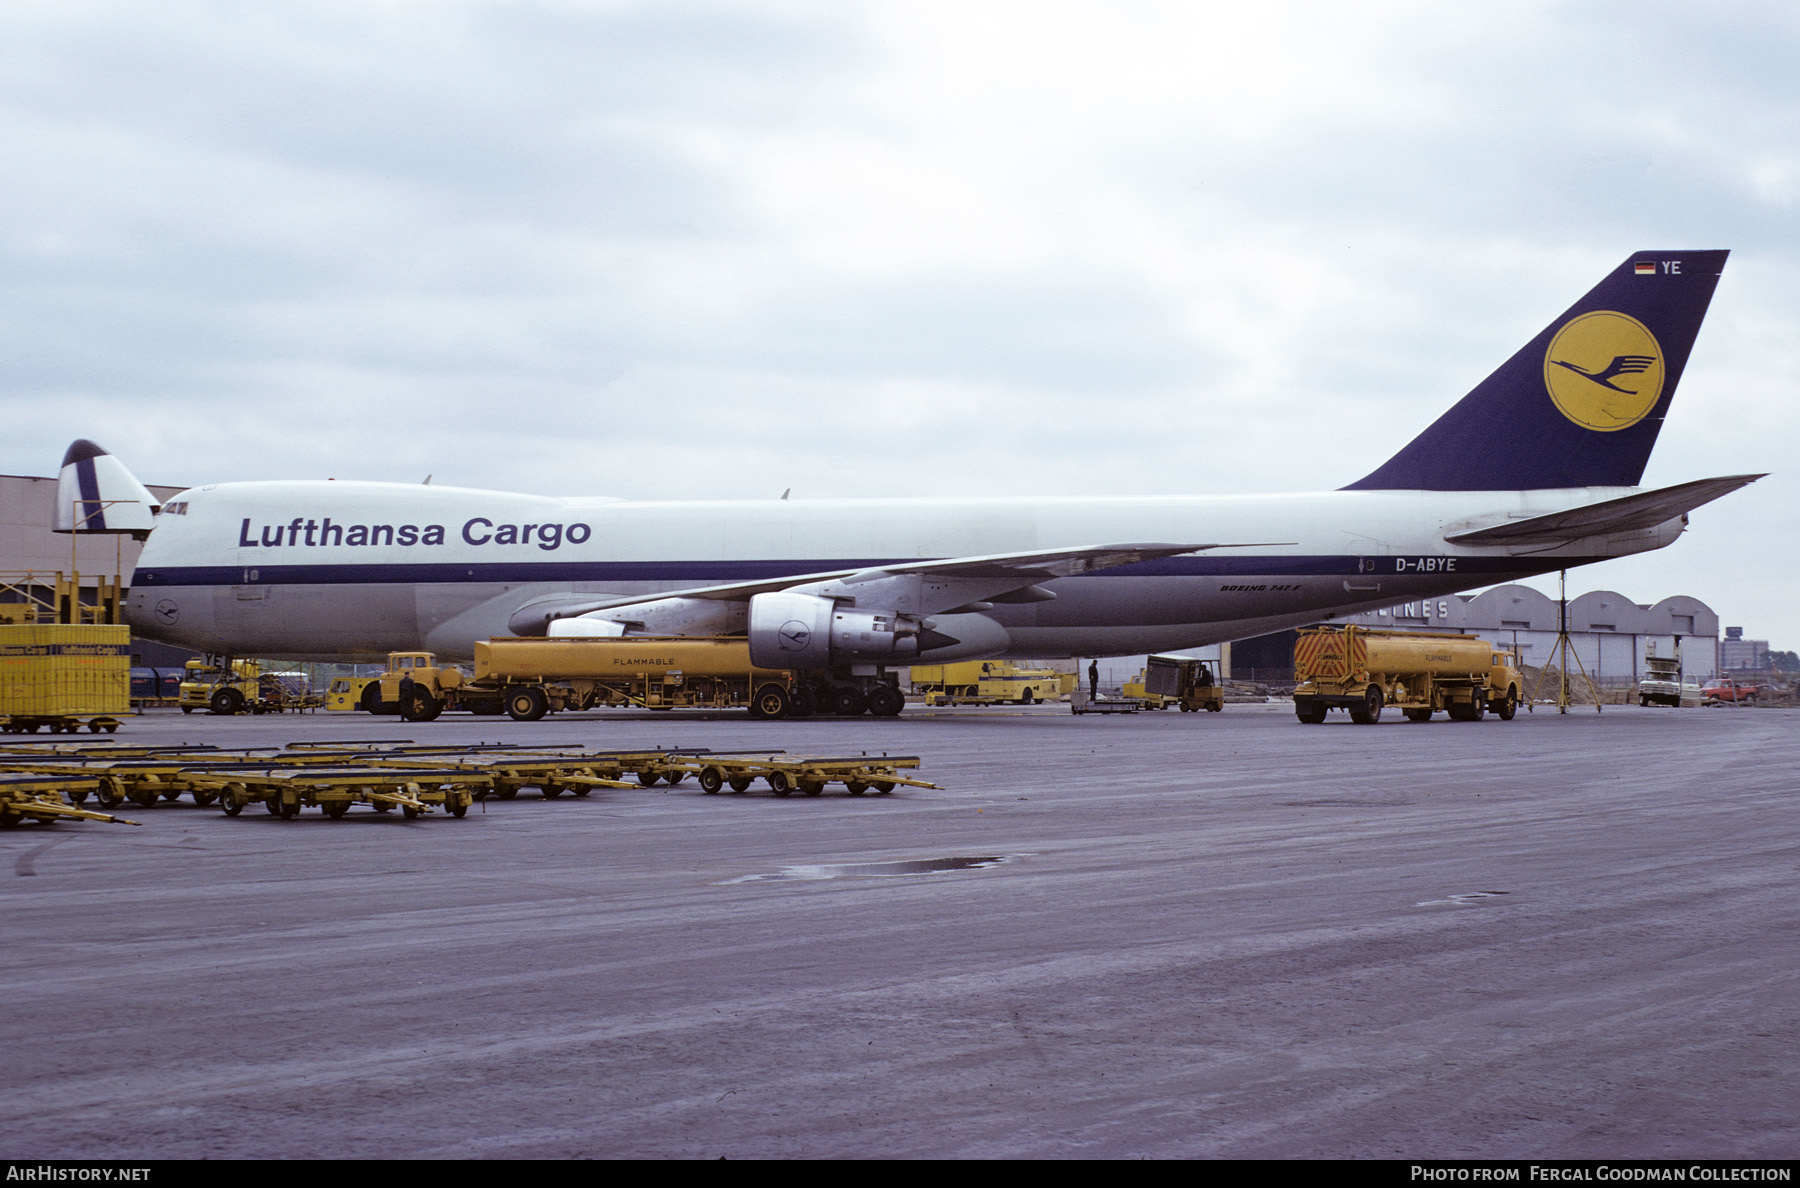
(1702, 678, 1763, 705)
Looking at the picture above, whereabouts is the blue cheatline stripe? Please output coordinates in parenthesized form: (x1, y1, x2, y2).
(129, 554, 1595, 588)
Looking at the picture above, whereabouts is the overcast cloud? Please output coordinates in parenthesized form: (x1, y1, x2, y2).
(2, 0, 1795, 644)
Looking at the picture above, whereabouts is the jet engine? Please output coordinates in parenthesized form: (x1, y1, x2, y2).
(746, 592, 924, 669)
(746, 592, 1012, 669)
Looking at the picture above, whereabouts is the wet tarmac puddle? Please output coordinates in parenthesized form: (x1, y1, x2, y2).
(1415, 890, 1511, 907)
(724, 854, 1013, 884)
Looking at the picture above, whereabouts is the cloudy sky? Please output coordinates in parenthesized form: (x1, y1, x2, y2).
(3, 1, 1795, 645)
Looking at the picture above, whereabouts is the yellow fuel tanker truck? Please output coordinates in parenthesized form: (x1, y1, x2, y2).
(365, 637, 822, 721)
(1291, 626, 1521, 725)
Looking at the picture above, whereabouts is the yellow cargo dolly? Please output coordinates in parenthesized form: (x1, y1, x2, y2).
(2, 744, 501, 811)
(0, 747, 264, 808)
(280, 741, 673, 799)
(52, 760, 223, 808)
(470, 749, 669, 797)
(0, 774, 141, 827)
(376, 751, 639, 800)
(407, 746, 781, 796)
(671, 753, 936, 797)
(0, 741, 224, 759)
(185, 766, 483, 820)
(1, 715, 123, 735)
(0, 740, 939, 810)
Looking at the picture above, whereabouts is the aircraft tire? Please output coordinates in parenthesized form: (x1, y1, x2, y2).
(866, 684, 904, 717)
(830, 686, 866, 716)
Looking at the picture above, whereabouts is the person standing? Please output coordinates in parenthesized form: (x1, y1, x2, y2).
(1088, 659, 1100, 701)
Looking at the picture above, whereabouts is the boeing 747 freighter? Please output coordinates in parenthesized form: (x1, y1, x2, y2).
(61, 250, 1757, 714)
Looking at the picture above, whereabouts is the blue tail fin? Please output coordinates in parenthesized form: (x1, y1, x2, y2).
(1345, 250, 1727, 490)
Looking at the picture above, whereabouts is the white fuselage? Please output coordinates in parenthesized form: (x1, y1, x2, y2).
(125, 480, 1681, 660)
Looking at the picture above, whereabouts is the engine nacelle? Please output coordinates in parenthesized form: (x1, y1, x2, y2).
(545, 617, 626, 638)
(551, 596, 745, 638)
(748, 592, 927, 669)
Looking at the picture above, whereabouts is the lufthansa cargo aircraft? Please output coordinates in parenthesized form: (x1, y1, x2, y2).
(70, 250, 1756, 710)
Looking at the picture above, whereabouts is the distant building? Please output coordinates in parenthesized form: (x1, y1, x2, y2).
(1720, 627, 1768, 671)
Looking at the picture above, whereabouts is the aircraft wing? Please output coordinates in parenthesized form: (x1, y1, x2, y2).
(1442, 475, 1764, 547)
(825, 542, 1235, 584)
(513, 542, 1279, 636)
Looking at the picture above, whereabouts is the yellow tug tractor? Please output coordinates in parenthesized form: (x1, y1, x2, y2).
(1123, 655, 1225, 712)
(177, 658, 274, 715)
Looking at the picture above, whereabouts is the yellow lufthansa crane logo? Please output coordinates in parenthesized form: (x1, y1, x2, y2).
(1543, 310, 1664, 431)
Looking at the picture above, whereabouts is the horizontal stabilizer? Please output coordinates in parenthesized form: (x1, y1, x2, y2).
(1443, 475, 1763, 546)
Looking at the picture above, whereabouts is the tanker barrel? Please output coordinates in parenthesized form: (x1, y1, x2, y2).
(474, 637, 771, 682)
(1361, 634, 1495, 676)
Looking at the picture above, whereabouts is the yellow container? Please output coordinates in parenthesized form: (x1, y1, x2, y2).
(0, 624, 131, 716)
(909, 661, 987, 690)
